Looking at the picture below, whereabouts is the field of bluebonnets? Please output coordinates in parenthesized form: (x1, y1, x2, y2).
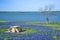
(0, 21, 60, 40)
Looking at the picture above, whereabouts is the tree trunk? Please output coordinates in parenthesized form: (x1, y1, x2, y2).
(46, 17, 49, 24)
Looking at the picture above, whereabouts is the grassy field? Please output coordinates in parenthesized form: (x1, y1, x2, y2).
(0, 20, 8, 22)
(0, 21, 60, 40)
(21, 27, 36, 34)
(26, 21, 60, 30)
(0, 28, 7, 32)
(0, 27, 36, 34)
(26, 21, 60, 39)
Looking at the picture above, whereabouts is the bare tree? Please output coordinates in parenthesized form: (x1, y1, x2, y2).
(40, 5, 56, 24)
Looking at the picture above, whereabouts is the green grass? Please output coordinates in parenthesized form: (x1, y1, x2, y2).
(23, 28, 36, 34)
(41, 23, 60, 30)
(0, 28, 7, 32)
(52, 35, 57, 39)
(0, 27, 36, 34)
(0, 27, 36, 38)
(20, 27, 36, 34)
(0, 20, 9, 22)
(26, 21, 60, 30)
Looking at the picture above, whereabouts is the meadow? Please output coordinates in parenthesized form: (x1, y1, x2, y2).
(0, 21, 60, 40)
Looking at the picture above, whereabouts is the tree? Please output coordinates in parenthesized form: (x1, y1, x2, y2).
(40, 5, 56, 24)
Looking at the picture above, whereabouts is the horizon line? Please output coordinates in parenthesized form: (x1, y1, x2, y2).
(0, 10, 60, 12)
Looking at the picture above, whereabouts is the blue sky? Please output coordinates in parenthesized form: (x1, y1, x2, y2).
(0, 0, 60, 11)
